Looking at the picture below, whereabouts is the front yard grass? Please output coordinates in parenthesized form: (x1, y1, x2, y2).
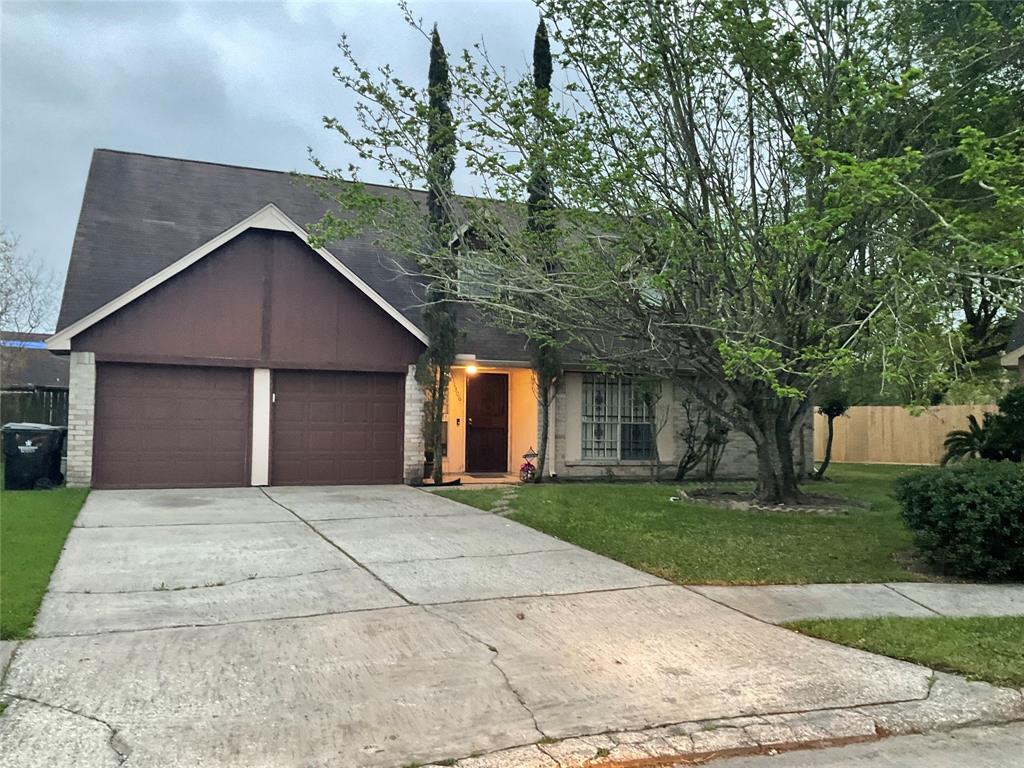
(786, 616, 1024, 688)
(438, 464, 926, 584)
(0, 486, 88, 639)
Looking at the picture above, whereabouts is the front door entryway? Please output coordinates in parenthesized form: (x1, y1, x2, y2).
(465, 372, 509, 472)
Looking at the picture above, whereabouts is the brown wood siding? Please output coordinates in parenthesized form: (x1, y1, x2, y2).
(271, 370, 403, 485)
(93, 364, 251, 489)
(74, 229, 424, 371)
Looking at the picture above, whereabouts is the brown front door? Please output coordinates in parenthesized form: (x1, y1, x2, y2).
(466, 373, 509, 473)
(93, 363, 251, 489)
(271, 370, 404, 485)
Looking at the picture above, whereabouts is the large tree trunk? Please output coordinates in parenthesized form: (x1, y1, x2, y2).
(750, 405, 803, 504)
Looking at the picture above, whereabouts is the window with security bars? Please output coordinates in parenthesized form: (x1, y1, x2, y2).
(581, 374, 654, 460)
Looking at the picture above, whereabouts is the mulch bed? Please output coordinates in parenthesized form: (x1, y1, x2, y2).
(677, 487, 870, 515)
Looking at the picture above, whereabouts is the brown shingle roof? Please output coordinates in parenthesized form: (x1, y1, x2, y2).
(57, 149, 533, 362)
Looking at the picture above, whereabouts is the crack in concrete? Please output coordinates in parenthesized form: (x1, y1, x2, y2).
(883, 583, 945, 617)
(4, 693, 132, 765)
(34, 586, 675, 640)
(367, 546, 578, 567)
(421, 604, 548, 743)
(431, 685, 1009, 768)
(440, 683, 949, 768)
(50, 565, 358, 595)
(258, 487, 412, 605)
(74, 518, 298, 530)
(420, 583, 674, 609)
(34, 602, 421, 640)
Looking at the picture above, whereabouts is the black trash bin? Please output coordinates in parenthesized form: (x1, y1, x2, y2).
(2, 423, 66, 490)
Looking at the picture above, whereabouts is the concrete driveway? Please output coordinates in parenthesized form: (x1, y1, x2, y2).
(0, 486, 986, 767)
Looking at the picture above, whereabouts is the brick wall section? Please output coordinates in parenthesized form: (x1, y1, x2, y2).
(66, 351, 96, 487)
(403, 364, 425, 484)
(551, 373, 814, 481)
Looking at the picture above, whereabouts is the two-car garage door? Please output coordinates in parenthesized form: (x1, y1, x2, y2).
(92, 364, 404, 489)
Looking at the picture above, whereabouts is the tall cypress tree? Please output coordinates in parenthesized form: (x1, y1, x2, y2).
(421, 24, 458, 485)
(527, 19, 552, 236)
(526, 19, 561, 482)
(426, 24, 455, 230)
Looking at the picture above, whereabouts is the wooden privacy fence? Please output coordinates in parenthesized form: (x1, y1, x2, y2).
(814, 404, 998, 466)
(0, 389, 69, 427)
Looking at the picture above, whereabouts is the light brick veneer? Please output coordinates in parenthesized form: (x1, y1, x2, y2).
(550, 372, 814, 481)
(65, 351, 96, 487)
(403, 364, 425, 484)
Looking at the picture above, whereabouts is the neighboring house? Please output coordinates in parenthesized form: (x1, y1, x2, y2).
(1001, 310, 1024, 381)
(1, 331, 70, 425)
(49, 149, 811, 489)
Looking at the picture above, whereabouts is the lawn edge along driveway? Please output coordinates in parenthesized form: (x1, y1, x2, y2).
(0, 487, 89, 639)
(435, 464, 928, 585)
(785, 616, 1024, 689)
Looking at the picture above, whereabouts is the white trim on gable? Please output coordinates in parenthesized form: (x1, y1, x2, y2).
(1002, 344, 1024, 370)
(46, 203, 429, 351)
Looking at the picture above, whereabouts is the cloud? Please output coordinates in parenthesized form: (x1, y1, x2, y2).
(0, 0, 539, 328)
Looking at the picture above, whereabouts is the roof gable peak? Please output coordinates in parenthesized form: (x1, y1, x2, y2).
(47, 203, 428, 350)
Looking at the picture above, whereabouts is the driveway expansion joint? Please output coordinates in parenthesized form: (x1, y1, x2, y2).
(3, 694, 132, 765)
(679, 585, 780, 627)
(883, 583, 945, 616)
(369, 546, 578, 567)
(49, 564, 359, 595)
(31, 602, 425, 639)
(258, 487, 412, 605)
(419, 582, 676, 609)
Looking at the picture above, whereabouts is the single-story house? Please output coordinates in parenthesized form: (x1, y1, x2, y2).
(1002, 310, 1024, 381)
(48, 149, 811, 489)
(1, 331, 70, 425)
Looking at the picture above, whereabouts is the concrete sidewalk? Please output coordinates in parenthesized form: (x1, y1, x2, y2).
(689, 582, 1024, 624)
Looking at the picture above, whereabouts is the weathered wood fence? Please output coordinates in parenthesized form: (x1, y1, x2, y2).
(814, 404, 998, 466)
(0, 389, 69, 427)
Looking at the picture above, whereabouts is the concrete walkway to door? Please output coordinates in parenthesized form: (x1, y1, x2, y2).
(1, 486, 1021, 768)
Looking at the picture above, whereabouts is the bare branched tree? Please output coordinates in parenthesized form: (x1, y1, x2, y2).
(0, 229, 56, 384)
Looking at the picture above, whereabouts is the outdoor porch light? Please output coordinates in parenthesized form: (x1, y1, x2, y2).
(465, 364, 479, 375)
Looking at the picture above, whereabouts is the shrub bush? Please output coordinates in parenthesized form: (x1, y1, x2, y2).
(895, 462, 1024, 580)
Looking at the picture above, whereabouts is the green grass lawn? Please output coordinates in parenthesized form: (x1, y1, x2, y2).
(787, 616, 1024, 688)
(438, 464, 926, 585)
(1, 486, 89, 639)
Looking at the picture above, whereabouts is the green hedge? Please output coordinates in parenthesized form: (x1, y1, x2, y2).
(895, 462, 1024, 580)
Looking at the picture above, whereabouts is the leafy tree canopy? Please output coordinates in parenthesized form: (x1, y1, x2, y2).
(311, 0, 1023, 502)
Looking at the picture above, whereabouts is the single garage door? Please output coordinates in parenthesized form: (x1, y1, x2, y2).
(272, 370, 404, 485)
(93, 364, 251, 489)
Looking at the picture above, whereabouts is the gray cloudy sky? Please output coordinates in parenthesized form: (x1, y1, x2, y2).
(0, 0, 538, 328)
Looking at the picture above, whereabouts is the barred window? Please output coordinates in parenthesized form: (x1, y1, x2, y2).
(581, 374, 654, 460)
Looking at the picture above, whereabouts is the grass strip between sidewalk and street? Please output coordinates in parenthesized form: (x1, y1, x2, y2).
(785, 616, 1024, 688)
